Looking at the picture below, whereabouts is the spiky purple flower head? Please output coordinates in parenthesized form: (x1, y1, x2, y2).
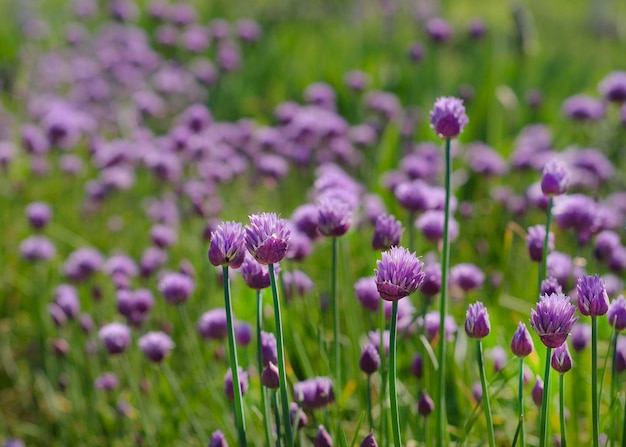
(209, 430, 228, 447)
(541, 277, 563, 296)
(551, 341, 572, 374)
(430, 97, 469, 139)
(374, 246, 425, 302)
(372, 214, 403, 251)
(526, 225, 554, 262)
(576, 274, 609, 317)
(532, 375, 544, 407)
(450, 263, 485, 292)
(541, 159, 569, 196)
(208, 221, 246, 268)
(158, 272, 194, 305)
(99, 322, 131, 355)
(317, 196, 352, 237)
(245, 213, 290, 265)
(416, 210, 459, 243)
(224, 367, 249, 400)
(359, 343, 381, 375)
(510, 322, 534, 358)
(240, 252, 280, 290)
(530, 292, 578, 348)
(464, 301, 490, 339)
(608, 295, 626, 331)
(197, 308, 228, 340)
(138, 331, 174, 363)
(599, 71, 626, 103)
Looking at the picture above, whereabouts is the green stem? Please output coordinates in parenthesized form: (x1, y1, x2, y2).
(559, 374, 567, 447)
(436, 137, 452, 447)
(222, 265, 247, 447)
(332, 236, 341, 397)
(622, 379, 626, 447)
(273, 391, 282, 447)
(367, 374, 373, 430)
(477, 340, 496, 447)
(162, 364, 210, 446)
(378, 297, 388, 446)
(539, 197, 553, 289)
(592, 316, 599, 447)
(518, 358, 526, 447)
(269, 264, 294, 447)
(408, 211, 415, 252)
(256, 290, 273, 447)
(389, 300, 402, 447)
(539, 347, 553, 447)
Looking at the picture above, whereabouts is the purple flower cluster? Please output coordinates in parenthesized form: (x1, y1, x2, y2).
(293, 377, 335, 409)
(530, 293, 578, 348)
(374, 246, 425, 301)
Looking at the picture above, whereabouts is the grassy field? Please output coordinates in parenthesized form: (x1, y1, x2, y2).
(1, 0, 625, 446)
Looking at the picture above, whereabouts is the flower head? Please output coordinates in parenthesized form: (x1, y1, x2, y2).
(25, 201, 52, 230)
(158, 272, 194, 305)
(419, 263, 442, 296)
(608, 295, 626, 331)
(240, 252, 279, 290)
(526, 225, 554, 262)
(99, 322, 131, 355)
(576, 274, 609, 317)
(430, 97, 469, 139)
(317, 196, 352, 237)
(562, 95, 605, 121)
(314, 425, 333, 447)
(197, 308, 228, 340)
(541, 159, 570, 196)
(360, 431, 379, 447)
(530, 292, 578, 348)
(616, 336, 626, 374)
(599, 71, 626, 103)
(541, 277, 563, 296)
(510, 322, 534, 358)
(450, 263, 485, 292)
(551, 342, 572, 374)
(294, 377, 335, 409)
(224, 367, 249, 400)
(464, 301, 490, 339)
(354, 276, 381, 312)
(359, 343, 381, 375)
(209, 430, 228, 447)
(418, 391, 435, 416)
(138, 331, 174, 363)
(374, 246, 425, 301)
(208, 221, 246, 268)
(372, 214, 403, 251)
(245, 213, 290, 264)
(532, 375, 544, 407)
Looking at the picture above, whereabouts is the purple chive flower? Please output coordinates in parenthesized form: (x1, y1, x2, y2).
(541, 277, 563, 296)
(541, 159, 569, 196)
(576, 274, 609, 317)
(261, 362, 280, 389)
(314, 425, 333, 447)
(224, 367, 249, 400)
(527, 225, 554, 262)
(594, 230, 621, 262)
(283, 270, 315, 301)
(360, 431, 379, 447)
(25, 201, 52, 230)
(117, 289, 154, 327)
(158, 272, 194, 305)
(511, 322, 534, 358)
(530, 293, 578, 348)
(608, 295, 626, 331)
(464, 301, 490, 339)
(260, 331, 278, 367)
(20, 235, 56, 262)
(94, 372, 119, 391)
(240, 252, 278, 290)
(411, 353, 423, 379)
(551, 342, 573, 374)
(140, 246, 168, 278)
(408, 41, 425, 62)
(532, 376, 544, 407)
(344, 69, 369, 92)
(317, 196, 352, 237)
(430, 97, 469, 139)
(394, 179, 432, 213)
(450, 263, 485, 292)
(418, 391, 435, 416)
(426, 17, 453, 43)
(290, 402, 308, 429)
(354, 276, 381, 312)
(609, 246, 626, 273)
(421, 312, 458, 342)
(416, 210, 459, 243)
(63, 247, 104, 282)
(245, 213, 290, 265)
(615, 336, 626, 374)
(197, 309, 228, 341)
(150, 224, 177, 249)
(209, 221, 246, 269)
(372, 214, 403, 251)
(368, 330, 390, 354)
(291, 203, 321, 240)
(562, 95, 606, 121)
(99, 322, 131, 355)
(599, 71, 626, 103)
(547, 252, 574, 289)
(374, 246, 425, 302)
(419, 263, 442, 296)
(209, 430, 229, 447)
(286, 230, 313, 261)
(138, 331, 174, 363)
(570, 323, 592, 352)
(54, 284, 80, 319)
(359, 343, 381, 375)
(294, 377, 335, 409)
(491, 346, 507, 373)
(235, 321, 252, 346)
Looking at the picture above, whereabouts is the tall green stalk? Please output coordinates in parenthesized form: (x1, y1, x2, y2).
(559, 374, 567, 447)
(222, 266, 248, 447)
(539, 347, 553, 447)
(389, 301, 402, 447)
(269, 264, 294, 447)
(518, 358, 526, 447)
(378, 297, 388, 446)
(539, 197, 554, 291)
(256, 290, 273, 447)
(436, 137, 452, 446)
(367, 375, 373, 430)
(332, 236, 341, 396)
(477, 340, 496, 447)
(592, 316, 599, 447)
